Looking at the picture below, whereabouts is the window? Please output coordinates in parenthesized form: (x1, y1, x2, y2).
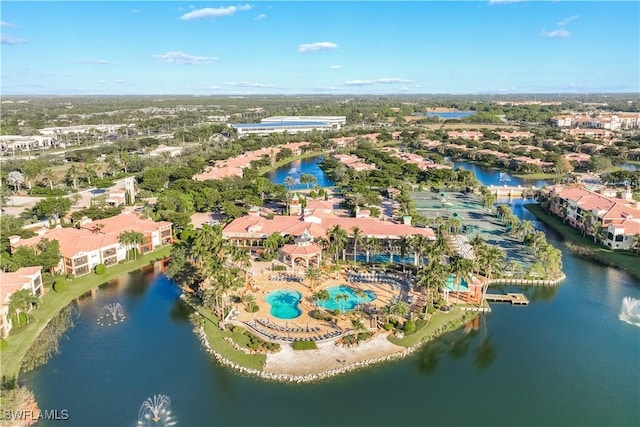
(615, 235, 624, 242)
(73, 256, 88, 266)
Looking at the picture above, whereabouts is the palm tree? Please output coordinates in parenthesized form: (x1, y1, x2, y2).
(416, 261, 449, 314)
(383, 299, 409, 322)
(482, 191, 497, 211)
(633, 233, 640, 255)
(43, 168, 55, 191)
(313, 289, 330, 308)
(66, 164, 79, 190)
(284, 176, 295, 190)
(8, 289, 39, 327)
(335, 293, 349, 314)
(327, 224, 348, 262)
(119, 230, 146, 260)
(305, 267, 322, 291)
(229, 246, 251, 269)
(476, 245, 505, 304)
(362, 237, 380, 264)
(351, 226, 363, 263)
(449, 256, 474, 304)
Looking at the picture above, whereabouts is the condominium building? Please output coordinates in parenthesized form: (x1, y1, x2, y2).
(0, 267, 44, 337)
(10, 213, 172, 276)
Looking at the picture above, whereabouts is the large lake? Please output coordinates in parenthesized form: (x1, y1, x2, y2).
(21, 162, 640, 427)
(265, 156, 334, 189)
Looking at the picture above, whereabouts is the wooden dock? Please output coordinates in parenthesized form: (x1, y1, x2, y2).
(484, 293, 529, 306)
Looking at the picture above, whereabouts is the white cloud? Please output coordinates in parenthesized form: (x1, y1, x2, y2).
(76, 59, 109, 64)
(255, 14, 266, 20)
(298, 41, 339, 52)
(330, 65, 343, 69)
(180, 4, 252, 20)
(115, 78, 127, 83)
(99, 80, 107, 84)
(153, 51, 218, 64)
(344, 78, 414, 86)
(226, 81, 273, 88)
(539, 28, 570, 38)
(131, 9, 141, 14)
(0, 21, 17, 28)
(1, 34, 27, 45)
(557, 15, 579, 26)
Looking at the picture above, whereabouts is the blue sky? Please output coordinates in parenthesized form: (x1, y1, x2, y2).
(1, 1, 638, 95)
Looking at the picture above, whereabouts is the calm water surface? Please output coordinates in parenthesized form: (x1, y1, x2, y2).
(265, 156, 334, 189)
(21, 163, 640, 427)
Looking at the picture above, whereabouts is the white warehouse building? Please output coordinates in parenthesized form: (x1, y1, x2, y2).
(231, 116, 346, 137)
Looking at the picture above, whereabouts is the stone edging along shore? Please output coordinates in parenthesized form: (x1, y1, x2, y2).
(194, 311, 478, 384)
(488, 272, 566, 287)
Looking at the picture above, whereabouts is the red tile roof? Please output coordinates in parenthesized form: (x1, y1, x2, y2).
(0, 267, 42, 305)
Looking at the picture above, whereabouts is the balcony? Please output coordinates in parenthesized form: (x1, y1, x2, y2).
(74, 265, 90, 276)
(102, 248, 117, 258)
(73, 256, 88, 266)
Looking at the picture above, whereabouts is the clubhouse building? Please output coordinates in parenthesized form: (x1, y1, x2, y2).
(223, 196, 436, 269)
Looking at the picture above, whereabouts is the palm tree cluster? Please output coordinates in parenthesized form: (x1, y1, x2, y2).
(166, 224, 250, 318)
(118, 230, 146, 260)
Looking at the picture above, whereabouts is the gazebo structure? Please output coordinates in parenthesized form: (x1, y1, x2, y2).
(279, 230, 322, 269)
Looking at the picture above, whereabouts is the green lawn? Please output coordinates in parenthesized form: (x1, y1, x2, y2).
(0, 246, 171, 379)
(191, 305, 267, 371)
(512, 172, 558, 180)
(387, 308, 474, 348)
(525, 203, 640, 278)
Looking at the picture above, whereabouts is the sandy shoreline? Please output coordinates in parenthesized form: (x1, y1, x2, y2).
(264, 334, 404, 376)
(194, 307, 478, 383)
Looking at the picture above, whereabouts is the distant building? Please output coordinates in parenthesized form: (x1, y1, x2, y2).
(231, 116, 345, 137)
(495, 131, 535, 141)
(447, 131, 483, 141)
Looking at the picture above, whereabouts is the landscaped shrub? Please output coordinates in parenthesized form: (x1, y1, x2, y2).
(245, 303, 259, 313)
(383, 323, 394, 331)
(53, 279, 69, 293)
(94, 264, 107, 275)
(247, 341, 260, 350)
(357, 332, 373, 341)
(403, 320, 416, 334)
(293, 340, 317, 350)
(310, 310, 324, 319)
(0, 339, 8, 351)
(342, 335, 356, 345)
(264, 342, 280, 351)
(427, 306, 437, 315)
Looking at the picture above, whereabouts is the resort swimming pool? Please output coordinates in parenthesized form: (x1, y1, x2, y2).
(318, 285, 376, 312)
(264, 289, 302, 319)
